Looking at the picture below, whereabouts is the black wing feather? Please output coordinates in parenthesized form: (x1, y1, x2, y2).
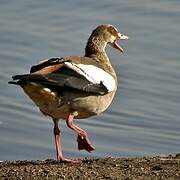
(10, 66, 108, 95)
(30, 57, 66, 73)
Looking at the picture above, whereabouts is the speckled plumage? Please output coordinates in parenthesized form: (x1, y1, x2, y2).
(9, 24, 128, 162)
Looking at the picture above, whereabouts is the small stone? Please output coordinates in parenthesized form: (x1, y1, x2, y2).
(175, 153, 180, 158)
(152, 165, 163, 171)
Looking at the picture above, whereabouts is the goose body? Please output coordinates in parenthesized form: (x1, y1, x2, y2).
(9, 24, 128, 162)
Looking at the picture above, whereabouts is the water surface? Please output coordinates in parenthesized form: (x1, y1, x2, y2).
(0, 0, 180, 160)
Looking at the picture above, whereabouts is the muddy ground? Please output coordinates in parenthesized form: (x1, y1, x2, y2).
(0, 153, 180, 179)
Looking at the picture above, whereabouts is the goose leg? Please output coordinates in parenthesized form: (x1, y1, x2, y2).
(53, 119, 80, 163)
(66, 113, 95, 152)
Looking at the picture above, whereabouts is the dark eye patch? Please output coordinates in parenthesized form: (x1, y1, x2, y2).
(107, 26, 118, 37)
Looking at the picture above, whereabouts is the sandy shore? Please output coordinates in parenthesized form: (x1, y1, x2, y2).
(0, 154, 180, 179)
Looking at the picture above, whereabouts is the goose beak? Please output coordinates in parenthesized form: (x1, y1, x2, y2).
(118, 33, 129, 40)
(110, 33, 128, 53)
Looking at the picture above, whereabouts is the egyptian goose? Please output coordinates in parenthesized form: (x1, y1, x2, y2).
(9, 24, 128, 162)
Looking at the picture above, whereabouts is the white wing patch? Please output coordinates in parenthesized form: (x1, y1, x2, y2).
(64, 62, 116, 92)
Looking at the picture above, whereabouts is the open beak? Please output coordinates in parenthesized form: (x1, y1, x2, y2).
(111, 33, 129, 53)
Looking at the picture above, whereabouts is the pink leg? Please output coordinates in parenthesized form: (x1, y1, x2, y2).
(66, 114, 95, 152)
(53, 119, 63, 161)
(53, 119, 80, 163)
